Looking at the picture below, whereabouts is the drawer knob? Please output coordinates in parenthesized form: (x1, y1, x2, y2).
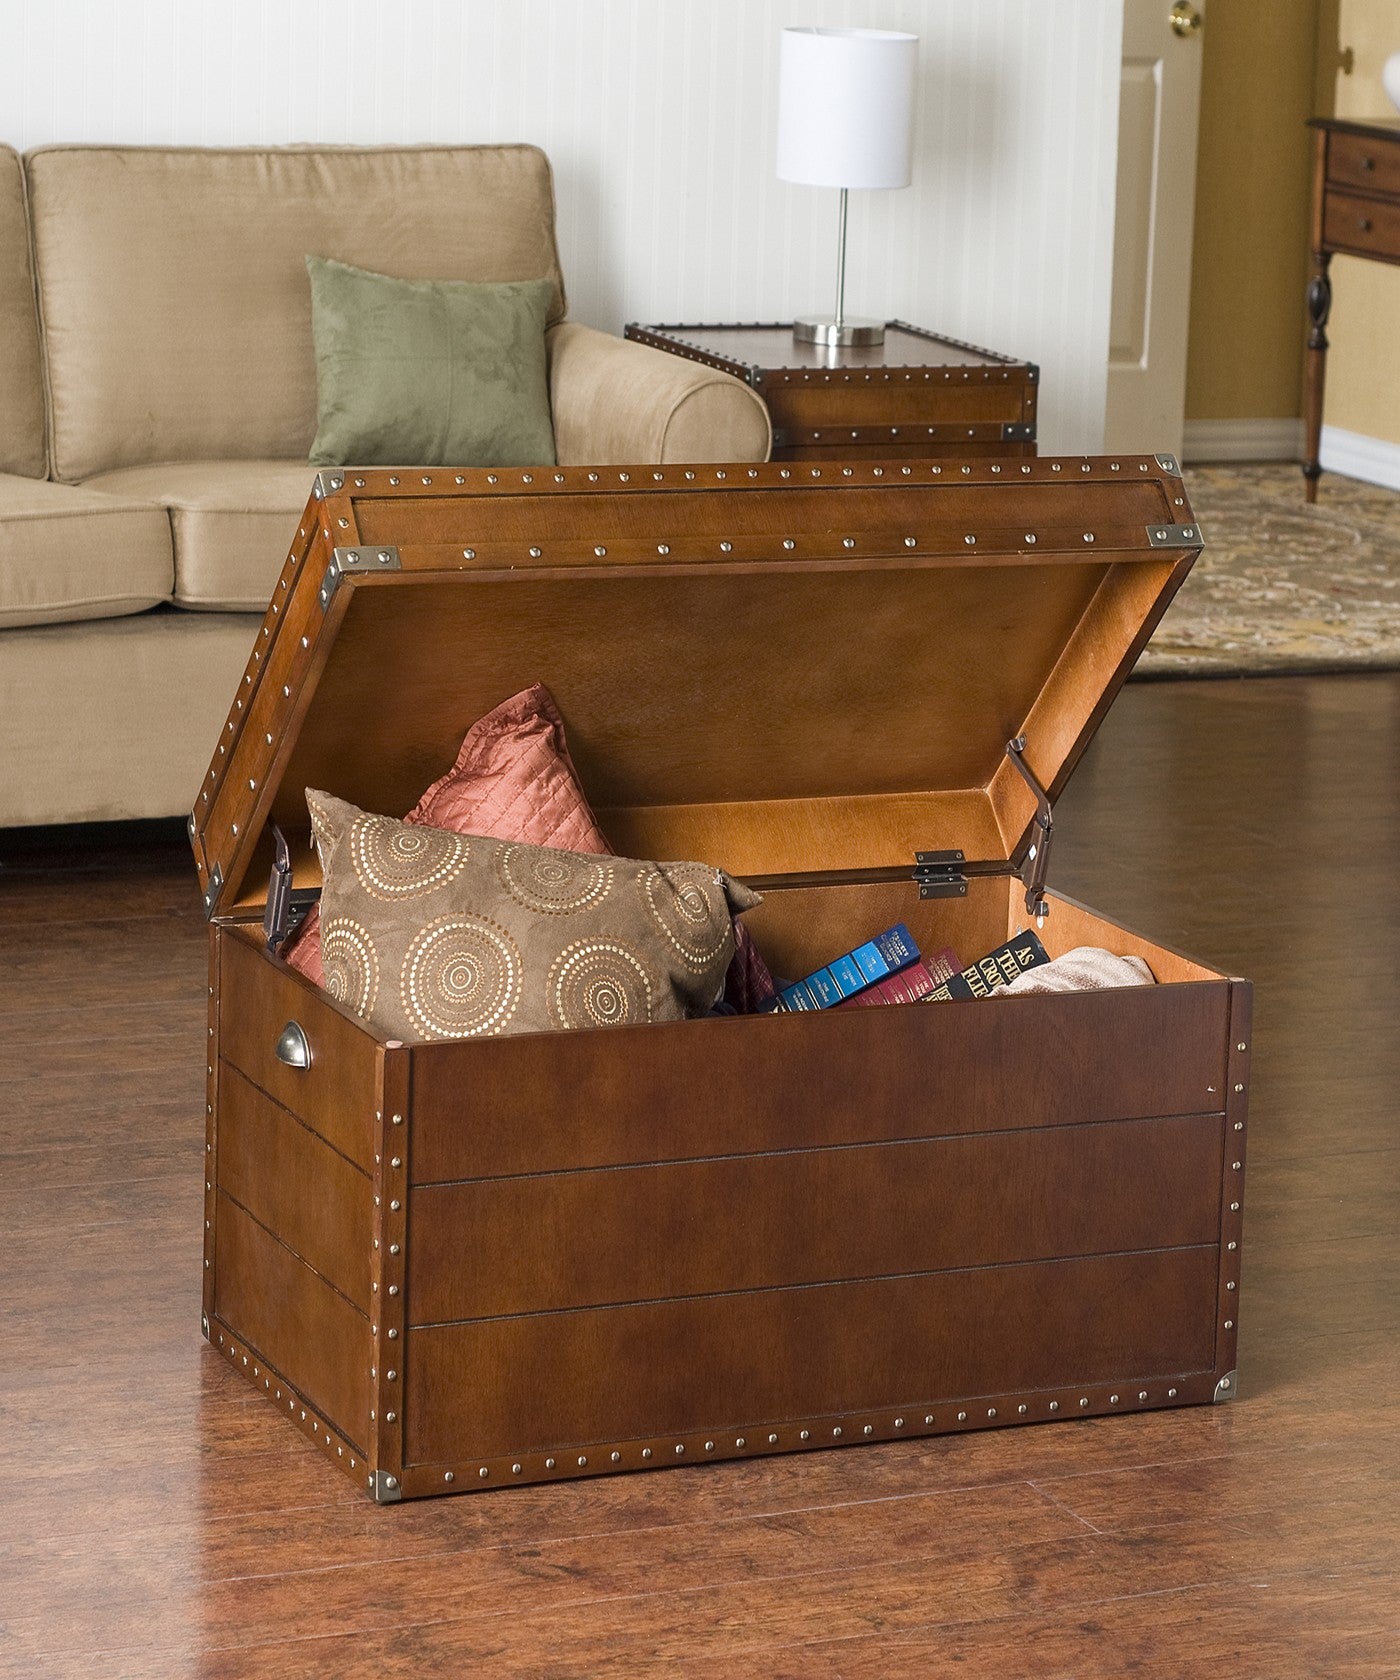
(1361, 155, 1376, 171)
(1360, 217, 1373, 232)
(274, 1021, 312, 1069)
(1169, 1, 1202, 37)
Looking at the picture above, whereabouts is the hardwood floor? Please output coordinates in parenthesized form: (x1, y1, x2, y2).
(1, 673, 1397, 1678)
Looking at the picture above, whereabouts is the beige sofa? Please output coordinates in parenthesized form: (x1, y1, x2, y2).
(0, 144, 770, 829)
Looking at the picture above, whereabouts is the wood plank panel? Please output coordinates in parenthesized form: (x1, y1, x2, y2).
(217, 1062, 372, 1312)
(408, 1113, 1224, 1322)
(404, 1247, 1219, 1465)
(410, 980, 1231, 1182)
(217, 926, 380, 1170)
(212, 1196, 371, 1451)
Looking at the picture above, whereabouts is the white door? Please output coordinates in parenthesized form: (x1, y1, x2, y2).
(1104, 0, 1207, 456)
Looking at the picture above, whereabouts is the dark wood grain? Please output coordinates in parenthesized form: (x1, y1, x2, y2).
(217, 924, 382, 1169)
(0, 669, 1396, 1675)
(217, 1062, 373, 1311)
(211, 1197, 371, 1451)
(408, 1112, 1224, 1321)
(409, 978, 1230, 1181)
(404, 1248, 1219, 1467)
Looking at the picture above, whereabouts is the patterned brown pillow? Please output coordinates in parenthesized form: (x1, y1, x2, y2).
(306, 789, 761, 1041)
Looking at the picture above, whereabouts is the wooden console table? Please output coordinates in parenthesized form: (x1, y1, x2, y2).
(1304, 117, 1400, 501)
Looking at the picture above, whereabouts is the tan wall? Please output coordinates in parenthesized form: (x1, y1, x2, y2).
(1185, 0, 1323, 422)
(1325, 0, 1400, 447)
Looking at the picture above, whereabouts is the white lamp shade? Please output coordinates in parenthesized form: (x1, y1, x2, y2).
(776, 26, 918, 191)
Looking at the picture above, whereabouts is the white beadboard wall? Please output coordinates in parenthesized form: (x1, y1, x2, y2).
(2, 0, 1122, 453)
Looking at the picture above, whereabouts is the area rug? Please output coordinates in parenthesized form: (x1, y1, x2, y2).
(1134, 462, 1400, 678)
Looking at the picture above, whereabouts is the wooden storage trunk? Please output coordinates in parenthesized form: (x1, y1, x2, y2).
(624, 321, 1038, 460)
(191, 454, 1249, 1504)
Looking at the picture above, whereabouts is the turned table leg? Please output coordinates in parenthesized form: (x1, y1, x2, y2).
(1303, 250, 1332, 504)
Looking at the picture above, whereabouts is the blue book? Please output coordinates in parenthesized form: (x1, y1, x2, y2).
(852, 941, 890, 984)
(827, 954, 866, 998)
(778, 980, 822, 1012)
(874, 924, 919, 971)
(775, 925, 921, 1012)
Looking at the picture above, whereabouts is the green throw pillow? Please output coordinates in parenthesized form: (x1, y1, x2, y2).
(306, 256, 556, 468)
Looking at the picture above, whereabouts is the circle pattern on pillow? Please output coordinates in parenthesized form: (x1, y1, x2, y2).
(639, 864, 731, 971)
(495, 842, 613, 914)
(548, 940, 654, 1030)
(321, 917, 379, 1015)
(351, 814, 469, 900)
(307, 793, 337, 865)
(400, 916, 522, 1039)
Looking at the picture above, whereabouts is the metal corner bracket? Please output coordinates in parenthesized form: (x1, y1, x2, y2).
(312, 470, 345, 499)
(319, 545, 402, 606)
(1000, 421, 1036, 441)
(1146, 522, 1202, 548)
(1154, 452, 1181, 475)
(201, 862, 224, 921)
(1006, 736, 1053, 918)
(369, 1470, 402, 1503)
(1213, 1371, 1237, 1403)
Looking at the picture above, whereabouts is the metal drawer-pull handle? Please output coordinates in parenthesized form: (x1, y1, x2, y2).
(274, 1021, 312, 1069)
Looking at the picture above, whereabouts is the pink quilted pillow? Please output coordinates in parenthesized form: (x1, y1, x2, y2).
(282, 683, 609, 985)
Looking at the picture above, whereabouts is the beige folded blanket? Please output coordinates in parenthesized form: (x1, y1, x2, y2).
(998, 945, 1155, 995)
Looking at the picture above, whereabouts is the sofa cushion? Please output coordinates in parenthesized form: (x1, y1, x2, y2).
(81, 461, 316, 611)
(0, 608, 262, 826)
(0, 473, 172, 629)
(27, 144, 567, 482)
(0, 148, 46, 478)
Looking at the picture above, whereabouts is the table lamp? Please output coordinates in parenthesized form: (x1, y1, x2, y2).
(776, 25, 918, 347)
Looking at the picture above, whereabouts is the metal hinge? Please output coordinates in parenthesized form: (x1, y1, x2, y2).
(1146, 521, 1201, 547)
(264, 825, 292, 948)
(369, 1470, 402, 1503)
(319, 545, 402, 606)
(1007, 736, 1053, 919)
(913, 849, 968, 899)
(201, 862, 224, 921)
(263, 824, 318, 951)
(1001, 421, 1036, 441)
(312, 470, 345, 499)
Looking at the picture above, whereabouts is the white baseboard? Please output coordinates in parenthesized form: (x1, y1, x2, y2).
(1319, 424, 1400, 492)
(1181, 418, 1304, 463)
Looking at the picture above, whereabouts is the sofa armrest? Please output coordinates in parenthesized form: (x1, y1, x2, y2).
(546, 323, 771, 466)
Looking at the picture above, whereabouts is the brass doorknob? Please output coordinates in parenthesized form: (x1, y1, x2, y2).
(1170, 1, 1202, 36)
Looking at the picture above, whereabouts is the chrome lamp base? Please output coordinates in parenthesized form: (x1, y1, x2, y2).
(792, 315, 887, 347)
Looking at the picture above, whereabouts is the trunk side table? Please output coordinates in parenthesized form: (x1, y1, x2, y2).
(624, 321, 1038, 463)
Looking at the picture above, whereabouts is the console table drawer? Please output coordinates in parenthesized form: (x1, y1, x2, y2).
(1327, 129, 1400, 199)
(1323, 190, 1400, 261)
